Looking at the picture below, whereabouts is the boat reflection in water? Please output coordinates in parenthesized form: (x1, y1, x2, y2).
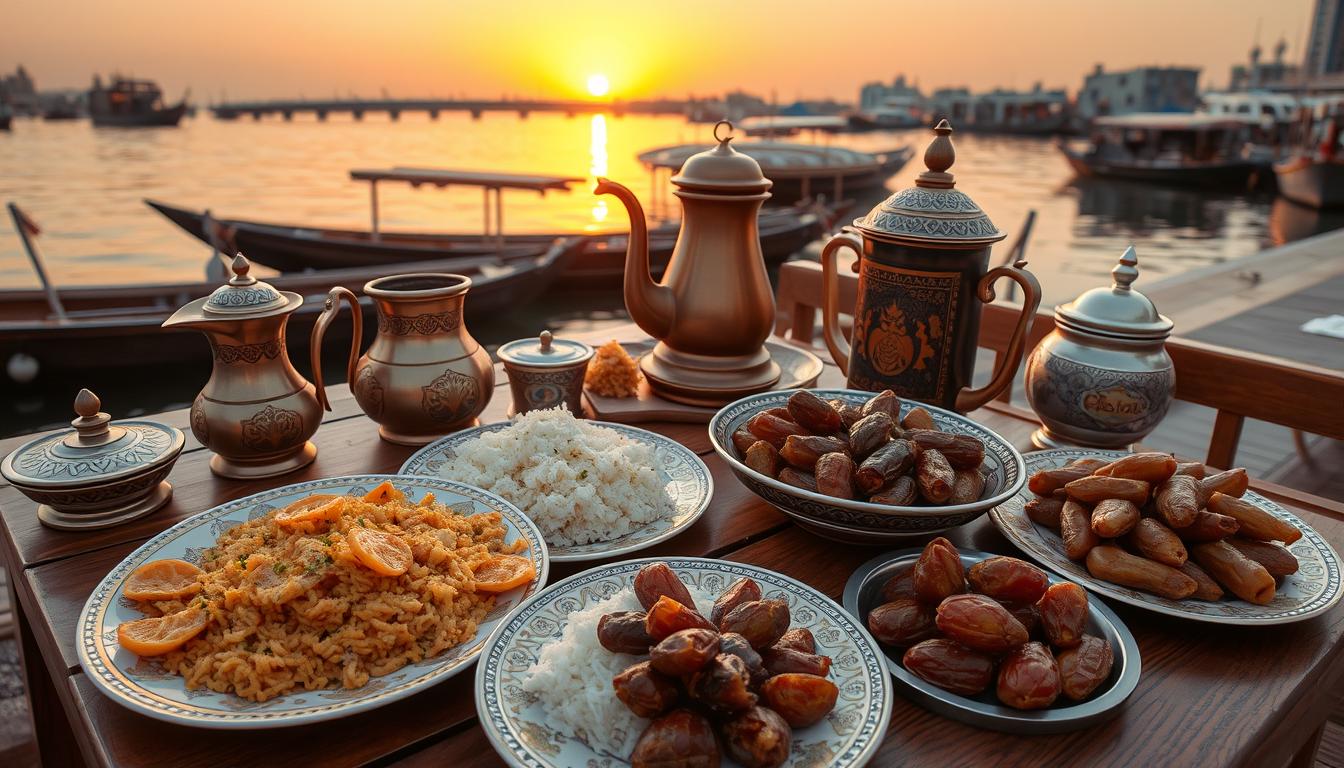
(1067, 176, 1266, 240)
(1268, 196, 1344, 246)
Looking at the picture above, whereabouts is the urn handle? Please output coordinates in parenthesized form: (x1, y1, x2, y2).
(820, 231, 865, 375)
(954, 259, 1043, 413)
(310, 286, 364, 411)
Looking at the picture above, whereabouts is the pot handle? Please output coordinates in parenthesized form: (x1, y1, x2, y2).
(954, 259, 1043, 413)
(310, 287, 363, 412)
(820, 231, 864, 375)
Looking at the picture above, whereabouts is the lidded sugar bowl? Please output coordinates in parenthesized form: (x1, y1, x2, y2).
(498, 330, 594, 417)
(1025, 246, 1176, 448)
(1, 389, 184, 530)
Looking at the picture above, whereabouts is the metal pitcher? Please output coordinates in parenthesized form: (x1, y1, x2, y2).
(311, 273, 494, 445)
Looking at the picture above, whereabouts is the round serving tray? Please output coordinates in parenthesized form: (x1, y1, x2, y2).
(843, 547, 1141, 734)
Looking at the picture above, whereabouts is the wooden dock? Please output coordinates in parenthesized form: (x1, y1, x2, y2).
(210, 97, 687, 121)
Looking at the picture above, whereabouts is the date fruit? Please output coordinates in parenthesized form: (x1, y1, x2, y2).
(935, 593, 1029, 653)
(867, 598, 937, 647)
(779, 434, 849, 471)
(761, 647, 832, 677)
(1207, 492, 1302, 544)
(856, 439, 917, 494)
(1063, 476, 1150, 505)
(901, 406, 937, 431)
(786, 390, 842, 433)
(1085, 545, 1197, 600)
(635, 562, 696, 611)
(1174, 510, 1241, 543)
(869, 475, 918, 506)
(1090, 498, 1140, 538)
(830, 399, 863, 430)
(613, 661, 680, 718)
(744, 441, 781, 478)
(721, 705, 792, 768)
(906, 430, 986, 470)
(996, 641, 1061, 710)
(1191, 540, 1276, 605)
(1093, 452, 1177, 483)
(731, 428, 758, 456)
(720, 599, 790, 650)
(1177, 561, 1225, 601)
(689, 653, 758, 715)
(711, 577, 763, 626)
(1027, 459, 1107, 496)
(645, 595, 715, 642)
(773, 627, 816, 654)
(650, 628, 721, 677)
(815, 452, 856, 499)
(1173, 461, 1206, 479)
(1056, 635, 1114, 702)
(1199, 468, 1249, 504)
(745, 412, 807, 449)
(761, 673, 840, 728)
(719, 632, 768, 686)
(915, 448, 956, 504)
(902, 638, 995, 696)
(948, 469, 986, 505)
(1060, 499, 1100, 561)
(861, 389, 901, 419)
(631, 709, 720, 768)
(848, 412, 895, 458)
(777, 467, 817, 492)
(1155, 474, 1200, 529)
(1226, 538, 1299, 577)
(1035, 582, 1089, 648)
(1024, 496, 1065, 529)
(597, 611, 654, 654)
(913, 537, 966, 605)
(967, 556, 1049, 603)
(1125, 518, 1188, 567)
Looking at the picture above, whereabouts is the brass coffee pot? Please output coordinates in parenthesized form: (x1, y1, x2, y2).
(597, 120, 780, 406)
(162, 254, 323, 479)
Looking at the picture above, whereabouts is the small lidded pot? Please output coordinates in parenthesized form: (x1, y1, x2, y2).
(1, 389, 184, 530)
(498, 330, 594, 417)
(1025, 246, 1175, 449)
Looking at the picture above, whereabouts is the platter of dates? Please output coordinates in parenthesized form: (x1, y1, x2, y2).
(475, 557, 892, 767)
(989, 449, 1343, 625)
(843, 539, 1141, 733)
(709, 389, 1026, 542)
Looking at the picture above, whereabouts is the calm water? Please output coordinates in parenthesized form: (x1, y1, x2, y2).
(1, 113, 1336, 435)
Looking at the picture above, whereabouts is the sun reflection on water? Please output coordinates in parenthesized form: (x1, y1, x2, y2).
(588, 113, 609, 227)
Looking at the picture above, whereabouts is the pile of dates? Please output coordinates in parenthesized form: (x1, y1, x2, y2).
(597, 562, 840, 768)
(730, 389, 988, 506)
(866, 538, 1115, 710)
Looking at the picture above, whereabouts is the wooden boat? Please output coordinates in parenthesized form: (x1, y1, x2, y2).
(88, 76, 186, 128)
(1274, 157, 1344, 208)
(1059, 114, 1262, 189)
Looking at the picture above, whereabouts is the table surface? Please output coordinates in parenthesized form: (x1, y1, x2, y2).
(3, 323, 1343, 768)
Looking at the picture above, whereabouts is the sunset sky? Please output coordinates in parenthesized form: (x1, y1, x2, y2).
(1, 0, 1312, 102)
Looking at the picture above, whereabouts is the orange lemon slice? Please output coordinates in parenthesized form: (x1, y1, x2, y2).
(472, 554, 535, 594)
(123, 559, 203, 601)
(349, 527, 412, 576)
(275, 494, 343, 529)
(116, 607, 209, 657)
(362, 481, 404, 505)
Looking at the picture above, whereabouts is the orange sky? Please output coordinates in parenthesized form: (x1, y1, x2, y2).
(1, 0, 1312, 102)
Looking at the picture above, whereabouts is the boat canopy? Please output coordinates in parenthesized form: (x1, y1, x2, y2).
(638, 142, 880, 177)
(349, 167, 584, 192)
(737, 115, 850, 136)
(1092, 113, 1248, 132)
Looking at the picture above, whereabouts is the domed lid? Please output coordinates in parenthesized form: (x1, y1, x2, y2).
(852, 120, 1005, 246)
(671, 121, 773, 194)
(0, 389, 184, 490)
(498, 330, 594, 368)
(202, 254, 290, 315)
(1055, 246, 1174, 340)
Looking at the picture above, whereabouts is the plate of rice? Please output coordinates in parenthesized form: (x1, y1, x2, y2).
(400, 409, 713, 562)
(77, 474, 548, 728)
(475, 557, 893, 767)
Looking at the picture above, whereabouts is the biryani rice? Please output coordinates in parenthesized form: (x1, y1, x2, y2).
(139, 492, 524, 702)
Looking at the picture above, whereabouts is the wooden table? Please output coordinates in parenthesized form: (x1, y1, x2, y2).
(3, 324, 1343, 768)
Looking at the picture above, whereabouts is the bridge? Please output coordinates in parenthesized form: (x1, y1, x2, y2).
(210, 98, 691, 121)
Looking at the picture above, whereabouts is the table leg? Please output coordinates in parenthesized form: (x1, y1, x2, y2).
(1287, 723, 1325, 768)
(10, 588, 85, 768)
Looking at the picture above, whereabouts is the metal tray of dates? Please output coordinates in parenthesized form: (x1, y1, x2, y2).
(843, 547, 1141, 734)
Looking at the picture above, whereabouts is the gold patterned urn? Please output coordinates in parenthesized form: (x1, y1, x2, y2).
(162, 254, 324, 478)
(312, 273, 494, 445)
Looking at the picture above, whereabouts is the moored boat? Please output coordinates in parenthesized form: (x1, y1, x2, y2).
(1274, 156, 1344, 208)
(88, 75, 187, 127)
(1059, 114, 1263, 189)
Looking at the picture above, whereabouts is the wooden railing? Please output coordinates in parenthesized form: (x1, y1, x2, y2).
(776, 260, 1344, 468)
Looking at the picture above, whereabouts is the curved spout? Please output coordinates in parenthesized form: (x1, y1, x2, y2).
(595, 177, 674, 340)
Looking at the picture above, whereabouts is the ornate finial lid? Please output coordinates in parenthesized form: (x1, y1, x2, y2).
(202, 253, 289, 315)
(671, 120, 773, 194)
(851, 120, 1004, 246)
(1, 390, 185, 491)
(497, 329, 594, 368)
(1055, 246, 1174, 340)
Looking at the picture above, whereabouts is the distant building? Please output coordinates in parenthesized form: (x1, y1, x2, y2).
(1306, 0, 1344, 77)
(1076, 65, 1200, 119)
(927, 83, 1068, 133)
(859, 75, 924, 111)
(0, 65, 39, 114)
(1229, 39, 1302, 91)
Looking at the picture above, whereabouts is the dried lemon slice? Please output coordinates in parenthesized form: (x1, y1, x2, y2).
(123, 559, 203, 601)
(472, 554, 535, 594)
(349, 527, 412, 576)
(116, 607, 209, 656)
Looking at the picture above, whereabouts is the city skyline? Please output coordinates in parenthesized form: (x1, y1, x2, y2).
(0, 0, 1313, 103)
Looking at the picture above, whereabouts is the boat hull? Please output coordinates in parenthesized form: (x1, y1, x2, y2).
(91, 102, 187, 128)
(1058, 144, 1260, 189)
(1274, 158, 1344, 209)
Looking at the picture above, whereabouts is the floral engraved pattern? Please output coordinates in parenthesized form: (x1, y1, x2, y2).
(240, 406, 303, 452)
(421, 369, 481, 423)
(190, 395, 209, 444)
(213, 339, 283, 365)
(354, 366, 385, 418)
(13, 425, 175, 480)
(205, 285, 281, 309)
(378, 307, 461, 335)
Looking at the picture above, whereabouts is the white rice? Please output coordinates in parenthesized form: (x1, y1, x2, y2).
(523, 583, 718, 758)
(436, 409, 673, 548)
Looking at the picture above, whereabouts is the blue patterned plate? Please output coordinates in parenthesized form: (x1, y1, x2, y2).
(401, 421, 712, 562)
(77, 474, 548, 728)
(990, 449, 1343, 625)
(475, 557, 893, 767)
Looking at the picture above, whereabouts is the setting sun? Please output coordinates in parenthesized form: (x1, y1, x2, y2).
(586, 73, 610, 98)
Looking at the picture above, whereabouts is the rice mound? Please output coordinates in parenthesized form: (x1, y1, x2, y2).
(436, 409, 674, 548)
(522, 583, 717, 758)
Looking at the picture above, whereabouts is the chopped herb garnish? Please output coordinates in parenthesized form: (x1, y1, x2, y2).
(323, 554, 334, 565)
(578, 469, 588, 480)
(358, 517, 368, 528)
(320, 534, 334, 546)
(272, 561, 288, 575)
(237, 554, 249, 569)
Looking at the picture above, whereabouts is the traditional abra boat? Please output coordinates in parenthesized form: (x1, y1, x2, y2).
(1274, 109, 1344, 208)
(88, 75, 187, 128)
(1058, 114, 1263, 189)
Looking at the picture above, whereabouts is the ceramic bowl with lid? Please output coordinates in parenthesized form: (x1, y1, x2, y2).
(1, 389, 185, 530)
(498, 330, 594, 417)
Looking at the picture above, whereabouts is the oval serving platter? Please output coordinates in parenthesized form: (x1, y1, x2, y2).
(401, 420, 713, 562)
(77, 474, 549, 729)
(476, 557, 893, 768)
(844, 548, 1141, 734)
(990, 448, 1343, 625)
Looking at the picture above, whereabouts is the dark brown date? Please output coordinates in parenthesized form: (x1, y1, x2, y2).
(815, 452, 856, 500)
(743, 440, 781, 478)
(913, 537, 965, 605)
(830, 399, 863, 430)
(1024, 496, 1064, 529)
(689, 653, 757, 715)
(597, 610, 653, 654)
(879, 565, 916, 602)
(720, 599, 790, 650)
(1178, 560, 1226, 601)
(848, 412, 895, 458)
(869, 475, 918, 506)
(915, 448, 956, 504)
(631, 709, 720, 768)
(711, 577, 763, 626)
(996, 641, 1061, 710)
(906, 429, 986, 470)
(786, 390, 842, 433)
(1061, 499, 1100, 561)
(867, 598, 937, 647)
(935, 593, 1029, 654)
(760, 673, 839, 728)
(1035, 582, 1089, 649)
(761, 647, 833, 677)
(1226, 537, 1299, 577)
(649, 628, 721, 677)
(613, 661, 680, 718)
(902, 638, 995, 696)
(721, 705, 791, 768)
(645, 595, 715, 642)
(861, 389, 900, 420)
(773, 627, 816, 654)
(719, 632, 768, 686)
(900, 406, 937, 431)
(731, 427, 758, 456)
(1056, 634, 1113, 702)
(779, 434, 849, 471)
(999, 600, 1041, 637)
(967, 556, 1049, 603)
(855, 439, 917, 494)
(635, 562, 696, 611)
(948, 469, 986, 504)
(745, 411, 807, 449)
(777, 467, 817, 492)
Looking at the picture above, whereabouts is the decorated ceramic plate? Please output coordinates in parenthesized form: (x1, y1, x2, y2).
(77, 474, 549, 729)
(401, 420, 713, 562)
(476, 557, 893, 767)
(990, 449, 1343, 625)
